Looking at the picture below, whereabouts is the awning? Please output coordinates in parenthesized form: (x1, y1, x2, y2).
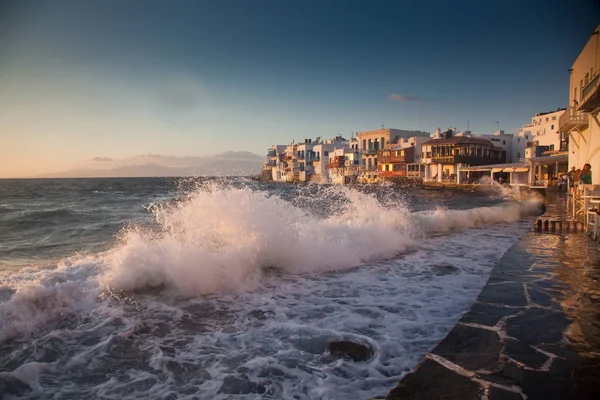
(503, 168, 514, 172)
(514, 167, 529, 172)
(491, 168, 503, 173)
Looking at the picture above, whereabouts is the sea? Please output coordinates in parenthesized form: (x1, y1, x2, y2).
(0, 178, 542, 400)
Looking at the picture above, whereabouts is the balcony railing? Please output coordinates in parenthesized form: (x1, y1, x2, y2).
(559, 106, 588, 132)
(431, 155, 505, 165)
(362, 149, 378, 155)
(378, 155, 407, 164)
(581, 73, 600, 106)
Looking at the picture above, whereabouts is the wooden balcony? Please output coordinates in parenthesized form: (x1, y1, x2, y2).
(559, 106, 588, 132)
(579, 73, 600, 112)
(378, 170, 406, 178)
(378, 155, 407, 164)
(362, 149, 378, 155)
(431, 155, 505, 165)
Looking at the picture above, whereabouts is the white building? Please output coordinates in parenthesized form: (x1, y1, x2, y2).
(357, 128, 430, 171)
(515, 109, 567, 162)
(311, 136, 350, 182)
(327, 147, 361, 184)
(478, 130, 515, 162)
(560, 25, 600, 184)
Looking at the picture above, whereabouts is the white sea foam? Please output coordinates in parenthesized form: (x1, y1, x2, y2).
(99, 184, 541, 295)
(0, 183, 539, 399)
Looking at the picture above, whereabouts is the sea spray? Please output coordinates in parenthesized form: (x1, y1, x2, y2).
(0, 180, 541, 399)
(99, 183, 542, 295)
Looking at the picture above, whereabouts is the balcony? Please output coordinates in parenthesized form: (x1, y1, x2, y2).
(431, 155, 505, 165)
(559, 106, 588, 132)
(362, 149, 378, 155)
(579, 73, 600, 112)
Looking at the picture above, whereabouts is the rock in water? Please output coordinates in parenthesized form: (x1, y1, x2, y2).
(432, 264, 459, 275)
(327, 340, 373, 362)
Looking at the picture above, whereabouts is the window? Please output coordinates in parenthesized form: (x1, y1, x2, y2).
(427, 152, 432, 158)
(324, 151, 329, 157)
(552, 116, 557, 121)
(517, 138, 520, 142)
(503, 140, 506, 145)
(422, 152, 425, 159)
(363, 139, 366, 149)
(551, 125, 554, 130)
(381, 138, 385, 148)
(545, 117, 549, 122)
(580, 80, 584, 99)
(517, 152, 521, 159)
(585, 72, 590, 85)
(385, 165, 390, 171)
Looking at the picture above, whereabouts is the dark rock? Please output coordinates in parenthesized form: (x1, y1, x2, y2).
(504, 339, 549, 369)
(537, 343, 586, 362)
(327, 340, 373, 362)
(460, 302, 521, 327)
(387, 359, 482, 400)
(521, 368, 575, 400)
(527, 288, 557, 308)
(494, 248, 535, 272)
(432, 325, 501, 371)
(489, 271, 548, 284)
(505, 308, 571, 346)
(488, 386, 524, 400)
(478, 282, 528, 307)
(431, 264, 459, 275)
(217, 375, 267, 395)
(550, 357, 576, 378)
(572, 359, 600, 400)
(479, 360, 525, 387)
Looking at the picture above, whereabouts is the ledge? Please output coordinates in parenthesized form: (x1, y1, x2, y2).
(383, 204, 600, 399)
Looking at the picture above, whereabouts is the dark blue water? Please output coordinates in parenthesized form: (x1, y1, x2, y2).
(0, 178, 537, 400)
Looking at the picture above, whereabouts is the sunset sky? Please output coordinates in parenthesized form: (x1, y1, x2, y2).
(1, 0, 599, 177)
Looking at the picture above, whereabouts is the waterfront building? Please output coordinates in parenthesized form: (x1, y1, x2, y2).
(515, 109, 569, 182)
(377, 136, 429, 181)
(357, 128, 429, 172)
(421, 131, 506, 182)
(559, 25, 600, 184)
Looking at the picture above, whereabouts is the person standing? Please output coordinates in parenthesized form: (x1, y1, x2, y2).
(569, 167, 578, 188)
(579, 163, 593, 185)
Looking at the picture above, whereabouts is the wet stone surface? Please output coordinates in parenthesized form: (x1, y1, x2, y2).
(459, 302, 521, 327)
(477, 282, 528, 307)
(432, 325, 501, 371)
(488, 386, 524, 400)
(506, 307, 571, 346)
(386, 204, 600, 400)
(386, 358, 482, 400)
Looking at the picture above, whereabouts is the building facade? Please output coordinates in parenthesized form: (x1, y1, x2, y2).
(560, 25, 600, 184)
(357, 128, 429, 172)
(421, 134, 506, 182)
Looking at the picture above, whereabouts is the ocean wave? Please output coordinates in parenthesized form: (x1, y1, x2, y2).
(0, 184, 542, 344)
(98, 183, 542, 295)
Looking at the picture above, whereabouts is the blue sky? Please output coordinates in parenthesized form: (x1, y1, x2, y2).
(1, 0, 599, 177)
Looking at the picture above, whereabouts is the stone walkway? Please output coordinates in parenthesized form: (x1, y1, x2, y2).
(383, 199, 600, 399)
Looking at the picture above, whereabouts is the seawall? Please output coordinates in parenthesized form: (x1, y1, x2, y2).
(381, 195, 600, 399)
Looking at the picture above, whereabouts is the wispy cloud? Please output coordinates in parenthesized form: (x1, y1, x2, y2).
(91, 157, 114, 162)
(389, 93, 421, 102)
